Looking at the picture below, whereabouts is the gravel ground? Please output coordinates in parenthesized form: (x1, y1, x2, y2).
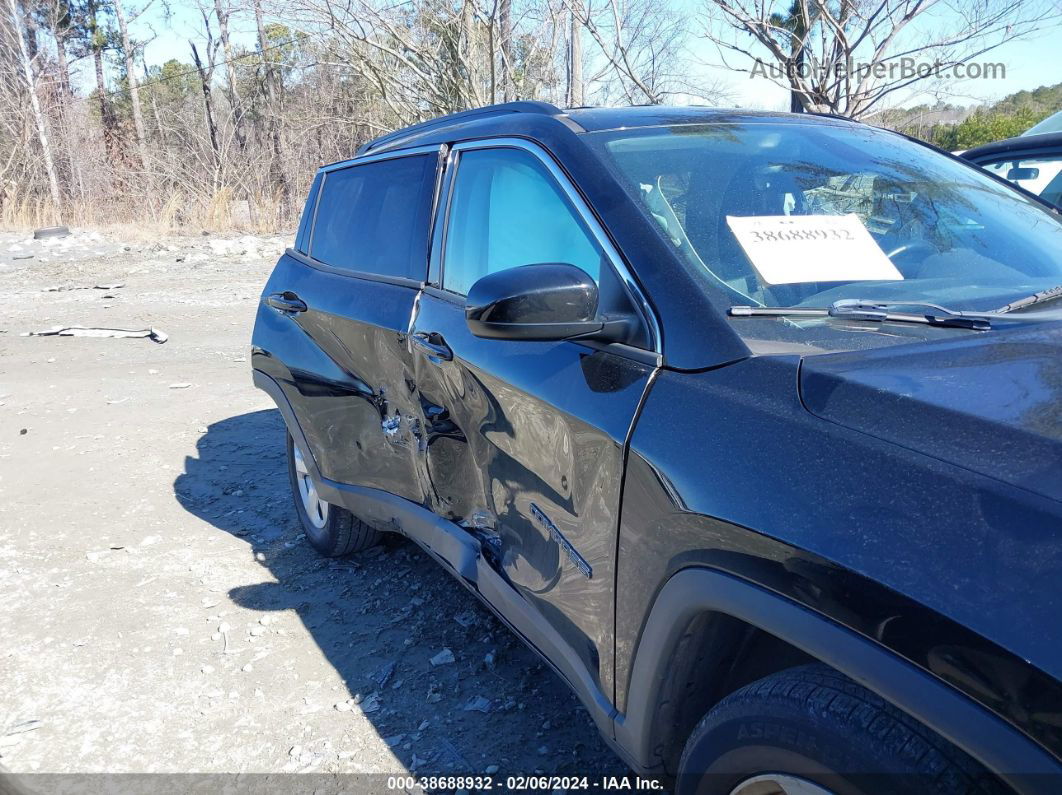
(0, 229, 627, 792)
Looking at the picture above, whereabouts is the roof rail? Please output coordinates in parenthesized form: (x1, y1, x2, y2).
(357, 101, 565, 156)
(807, 110, 861, 124)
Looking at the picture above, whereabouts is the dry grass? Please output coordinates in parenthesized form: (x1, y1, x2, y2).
(0, 184, 296, 235)
(0, 189, 58, 230)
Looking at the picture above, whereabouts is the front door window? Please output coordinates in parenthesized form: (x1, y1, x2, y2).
(441, 148, 604, 295)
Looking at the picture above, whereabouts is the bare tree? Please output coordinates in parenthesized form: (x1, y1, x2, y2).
(769, 0, 816, 112)
(39, 0, 75, 96)
(0, 0, 715, 232)
(285, 0, 691, 119)
(567, 1, 583, 105)
(189, 14, 221, 179)
(112, 0, 151, 168)
(569, 0, 689, 105)
(498, 0, 512, 100)
(83, 0, 123, 161)
(253, 0, 288, 201)
(213, 0, 246, 148)
(19, 0, 39, 63)
(6, 0, 62, 214)
(287, 0, 494, 122)
(703, 0, 1057, 118)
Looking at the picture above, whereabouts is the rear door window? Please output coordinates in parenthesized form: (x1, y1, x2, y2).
(294, 173, 322, 254)
(310, 154, 435, 280)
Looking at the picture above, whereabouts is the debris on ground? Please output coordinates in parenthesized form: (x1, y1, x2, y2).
(4, 720, 43, 737)
(430, 648, 455, 666)
(359, 693, 381, 714)
(372, 661, 396, 687)
(453, 610, 477, 628)
(33, 225, 70, 240)
(21, 325, 168, 343)
(45, 282, 125, 292)
(463, 695, 492, 713)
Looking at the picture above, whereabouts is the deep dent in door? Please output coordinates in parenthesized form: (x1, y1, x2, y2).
(409, 292, 655, 699)
(251, 253, 430, 504)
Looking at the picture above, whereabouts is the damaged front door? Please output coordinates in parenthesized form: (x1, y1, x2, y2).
(411, 141, 659, 703)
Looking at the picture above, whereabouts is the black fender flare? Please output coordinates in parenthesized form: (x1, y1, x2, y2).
(613, 567, 1062, 794)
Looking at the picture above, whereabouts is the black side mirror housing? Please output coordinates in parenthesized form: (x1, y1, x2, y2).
(465, 263, 627, 342)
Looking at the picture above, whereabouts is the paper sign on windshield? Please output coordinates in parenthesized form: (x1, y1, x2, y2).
(725, 214, 903, 285)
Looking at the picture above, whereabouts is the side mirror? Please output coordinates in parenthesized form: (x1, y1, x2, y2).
(465, 263, 627, 342)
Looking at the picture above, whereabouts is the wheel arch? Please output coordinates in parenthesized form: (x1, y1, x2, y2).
(613, 567, 1062, 794)
(253, 368, 323, 483)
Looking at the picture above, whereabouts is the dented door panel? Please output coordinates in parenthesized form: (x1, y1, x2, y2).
(411, 292, 653, 696)
(252, 253, 429, 503)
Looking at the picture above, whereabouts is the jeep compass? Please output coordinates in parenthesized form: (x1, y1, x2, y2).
(251, 102, 1062, 795)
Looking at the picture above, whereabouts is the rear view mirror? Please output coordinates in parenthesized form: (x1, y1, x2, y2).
(464, 263, 627, 342)
(1007, 167, 1040, 181)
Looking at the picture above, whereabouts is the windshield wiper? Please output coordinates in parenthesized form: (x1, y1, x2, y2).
(729, 299, 993, 330)
(994, 285, 1062, 314)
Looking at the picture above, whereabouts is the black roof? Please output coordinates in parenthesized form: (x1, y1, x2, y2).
(354, 101, 861, 158)
(962, 131, 1062, 162)
(564, 104, 857, 131)
(357, 101, 565, 155)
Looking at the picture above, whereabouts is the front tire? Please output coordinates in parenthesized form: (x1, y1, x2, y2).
(676, 664, 1003, 795)
(286, 432, 381, 557)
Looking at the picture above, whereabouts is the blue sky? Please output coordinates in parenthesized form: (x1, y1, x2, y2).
(124, 0, 1062, 112)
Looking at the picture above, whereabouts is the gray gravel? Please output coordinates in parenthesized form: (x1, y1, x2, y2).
(0, 230, 626, 784)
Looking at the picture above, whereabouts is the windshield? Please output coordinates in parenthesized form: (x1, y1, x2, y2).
(587, 122, 1062, 312)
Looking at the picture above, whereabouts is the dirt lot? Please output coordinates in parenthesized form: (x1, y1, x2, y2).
(0, 229, 626, 791)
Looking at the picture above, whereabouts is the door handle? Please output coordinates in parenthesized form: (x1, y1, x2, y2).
(267, 291, 308, 313)
(411, 331, 453, 362)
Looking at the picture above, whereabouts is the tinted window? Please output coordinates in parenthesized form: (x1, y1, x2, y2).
(442, 148, 603, 295)
(294, 172, 322, 254)
(310, 154, 434, 279)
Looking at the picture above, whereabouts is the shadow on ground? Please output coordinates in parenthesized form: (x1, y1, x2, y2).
(173, 408, 625, 781)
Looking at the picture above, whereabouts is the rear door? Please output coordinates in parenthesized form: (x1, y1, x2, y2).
(255, 146, 440, 502)
(410, 140, 659, 699)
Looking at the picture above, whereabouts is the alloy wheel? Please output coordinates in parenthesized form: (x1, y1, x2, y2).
(292, 444, 329, 529)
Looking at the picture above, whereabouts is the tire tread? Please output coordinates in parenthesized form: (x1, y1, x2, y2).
(679, 663, 1003, 795)
(326, 510, 381, 557)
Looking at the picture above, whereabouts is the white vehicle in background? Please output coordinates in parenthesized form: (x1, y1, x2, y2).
(1022, 109, 1062, 137)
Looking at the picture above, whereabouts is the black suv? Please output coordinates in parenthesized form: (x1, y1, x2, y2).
(251, 102, 1062, 794)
